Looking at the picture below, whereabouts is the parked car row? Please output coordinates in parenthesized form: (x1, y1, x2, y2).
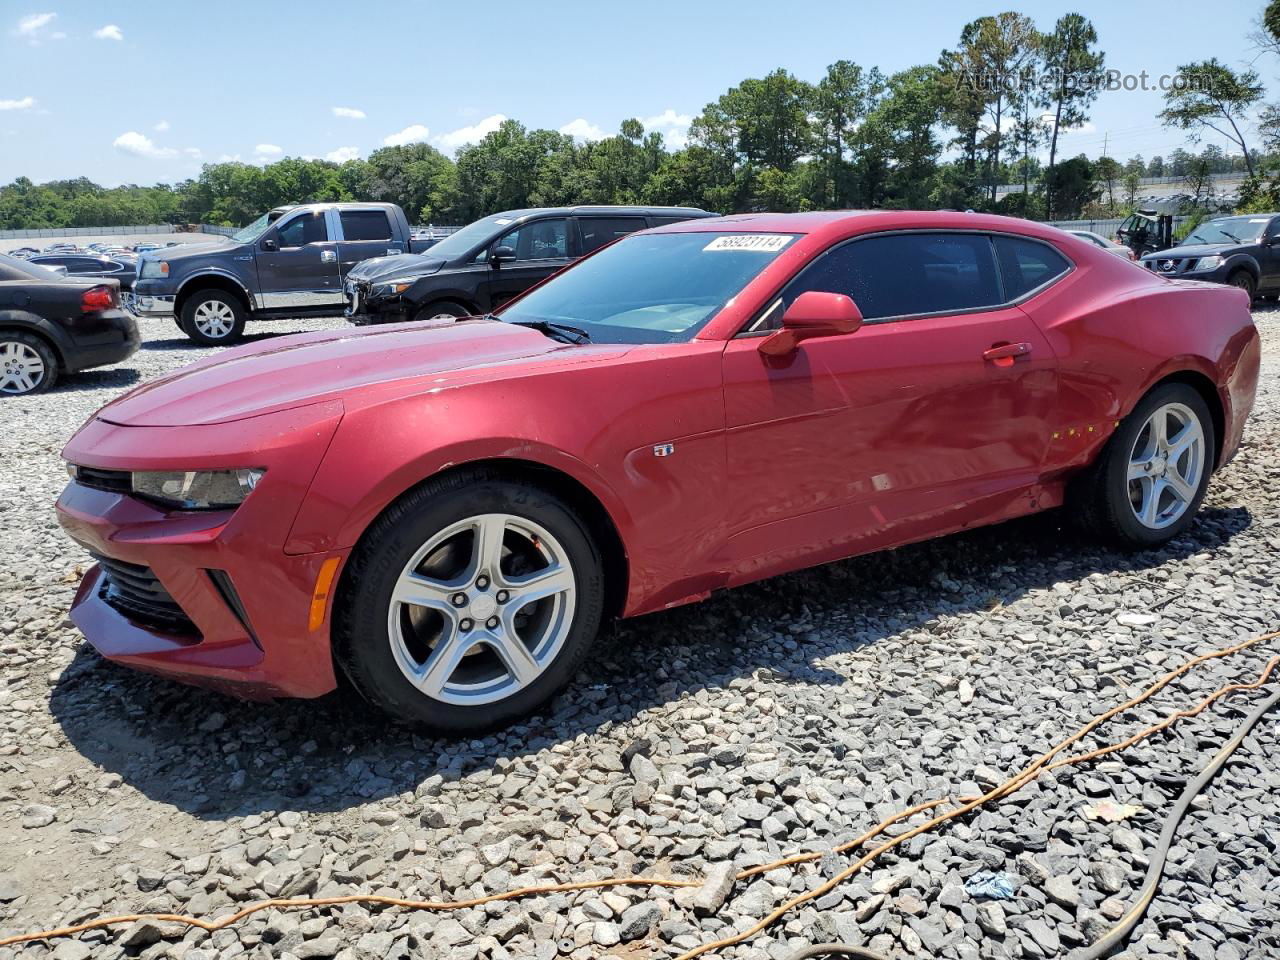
(129, 202, 715, 344)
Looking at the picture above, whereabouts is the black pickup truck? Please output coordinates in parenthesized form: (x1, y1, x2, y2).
(343, 205, 715, 325)
(132, 202, 434, 344)
(1139, 212, 1280, 300)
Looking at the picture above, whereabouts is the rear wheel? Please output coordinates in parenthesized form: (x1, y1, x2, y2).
(0, 332, 57, 396)
(335, 471, 604, 732)
(181, 289, 246, 345)
(1227, 270, 1256, 300)
(412, 300, 471, 322)
(1074, 382, 1214, 547)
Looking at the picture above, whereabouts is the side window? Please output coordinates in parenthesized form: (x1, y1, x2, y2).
(498, 218, 568, 261)
(276, 212, 328, 248)
(340, 210, 394, 242)
(747, 232, 1002, 332)
(1266, 218, 1280, 241)
(994, 236, 1071, 300)
(649, 216, 691, 227)
(70, 258, 104, 273)
(578, 217, 645, 256)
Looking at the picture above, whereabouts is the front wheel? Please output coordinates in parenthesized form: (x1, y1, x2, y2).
(335, 471, 604, 732)
(412, 300, 471, 322)
(1227, 270, 1256, 300)
(1074, 383, 1215, 547)
(181, 289, 246, 345)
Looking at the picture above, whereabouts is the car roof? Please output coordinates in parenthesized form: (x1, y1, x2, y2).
(648, 209, 1072, 244)
(492, 205, 713, 219)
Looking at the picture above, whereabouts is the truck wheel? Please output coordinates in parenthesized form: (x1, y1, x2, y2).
(0, 332, 58, 395)
(334, 470, 604, 732)
(181, 290, 246, 345)
(413, 301, 471, 322)
(1227, 270, 1256, 301)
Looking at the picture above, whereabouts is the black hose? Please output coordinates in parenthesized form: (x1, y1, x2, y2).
(1075, 686, 1280, 959)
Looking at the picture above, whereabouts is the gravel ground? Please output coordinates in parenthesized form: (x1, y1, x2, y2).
(1, 310, 1278, 960)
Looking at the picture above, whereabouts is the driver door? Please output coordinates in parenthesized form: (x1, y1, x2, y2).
(256, 209, 342, 310)
(479, 217, 572, 309)
(717, 231, 1058, 581)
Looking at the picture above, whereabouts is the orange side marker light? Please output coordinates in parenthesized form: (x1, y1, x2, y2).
(309, 556, 342, 631)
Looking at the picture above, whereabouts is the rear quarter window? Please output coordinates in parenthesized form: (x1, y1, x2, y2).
(341, 210, 394, 242)
(994, 236, 1071, 300)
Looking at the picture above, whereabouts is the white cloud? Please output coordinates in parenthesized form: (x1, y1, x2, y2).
(325, 146, 360, 163)
(0, 96, 36, 111)
(254, 143, 283, 158)
(217, 153, 243, 163)
(332, 106, 365, 120)
(50, 31, 65, 40)
(383, 123, 430, 147)
(16, 12, 55, 34)
(113, 131, 177, 159)
(183, 147, 202, 160)
(559, 118, 607, 142)
(94, 24, 123, 41)
(434, 114, 506, 152)
(642, 109, 693, 148)
(154, 120, 170, 132)
(14, 12, 56, 43)
(1061, 121, 1099, 137)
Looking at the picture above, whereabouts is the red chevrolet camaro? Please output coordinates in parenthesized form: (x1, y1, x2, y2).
(56, 211, 1260, 731)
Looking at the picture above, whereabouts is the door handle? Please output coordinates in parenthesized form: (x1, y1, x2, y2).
(983, 342, 1032, 365)
(321, 250, 337, 263)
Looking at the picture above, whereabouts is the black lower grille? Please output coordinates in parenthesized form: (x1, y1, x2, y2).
(74, 466, 132, 494)
(91, 552, 198, 635)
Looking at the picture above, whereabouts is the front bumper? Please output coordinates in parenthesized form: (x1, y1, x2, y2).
(133, 294, 176, 318)
(343, 279, 406, 325)
(56, 404, 347, 700)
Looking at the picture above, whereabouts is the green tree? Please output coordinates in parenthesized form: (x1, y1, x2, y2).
(1041, 154, 1098, 219)
(1159, 59, 1262, 175)
(1039, 13, 1105, 219)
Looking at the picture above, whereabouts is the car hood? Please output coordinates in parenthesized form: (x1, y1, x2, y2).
(1142, 241, 1247, 262)
(346, 253, 446, 283)
(95, 320, 617, 427)
(140, 240, 235, 266)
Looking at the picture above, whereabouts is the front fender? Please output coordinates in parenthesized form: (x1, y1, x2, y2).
(176, 268, 258, 310)
(284, 426, 633, 557)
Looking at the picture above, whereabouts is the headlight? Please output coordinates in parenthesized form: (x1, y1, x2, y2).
(1193, 255, 1224, 271)
(139, 259, 170, 279)
(371, 276, 427, 296)
(130, 468, 264, 510)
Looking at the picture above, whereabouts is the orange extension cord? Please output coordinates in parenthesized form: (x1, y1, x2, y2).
(1, 629, 1275, 957)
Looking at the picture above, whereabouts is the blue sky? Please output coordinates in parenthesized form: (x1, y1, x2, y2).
(0, 0, 1272, 186)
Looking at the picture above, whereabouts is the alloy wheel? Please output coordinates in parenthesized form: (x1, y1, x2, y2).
(387, 513, 576, 704)
(0, 340, 46, 394)
(1127, 401, 1206, 530)
(192, 300, 236, 339)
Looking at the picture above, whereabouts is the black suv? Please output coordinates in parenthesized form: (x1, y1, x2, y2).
(1139, 213, 1280, 299)
(343, 205, 715, 324)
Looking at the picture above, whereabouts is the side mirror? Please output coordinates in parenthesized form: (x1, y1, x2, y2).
(759, 291, 863, 357)
(261, 238, 278, 252)
(491, 245, 516, 266)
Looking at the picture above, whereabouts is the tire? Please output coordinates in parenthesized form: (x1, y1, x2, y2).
(180, 289, 247, 345)
(1227, 270, 1256, 300)
(0, 331, 58, 396)
(1074, 382, 1215, 548)
(412, 300, 471, 322)
(335, 470, 605, 732)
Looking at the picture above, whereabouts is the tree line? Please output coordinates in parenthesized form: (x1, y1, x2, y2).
(5, 7, 1280, 232)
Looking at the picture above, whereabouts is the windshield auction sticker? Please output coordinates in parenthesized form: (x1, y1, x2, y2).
(703, 234, 794, 252)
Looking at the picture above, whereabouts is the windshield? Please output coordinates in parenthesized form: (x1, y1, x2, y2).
(230, 211, 274, 244)
(1184, 217, 1269, 246)
(498, 231, 797, 343)
(424, 212, 524, 260)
